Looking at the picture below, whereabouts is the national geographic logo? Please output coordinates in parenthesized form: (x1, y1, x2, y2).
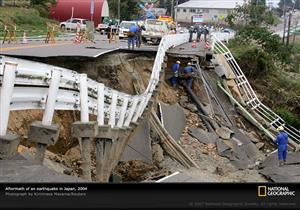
(258, 186, 296, 197)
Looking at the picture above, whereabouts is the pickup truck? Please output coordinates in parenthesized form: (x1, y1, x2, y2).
(142, 19, 169, 45)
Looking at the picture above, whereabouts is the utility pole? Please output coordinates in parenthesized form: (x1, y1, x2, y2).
(118, 0, 120, 21)
(286, 12, 292, 46)
(282, 0, 287, 44)
(171, 0, 174, 19)
(175, 0, 178, 22)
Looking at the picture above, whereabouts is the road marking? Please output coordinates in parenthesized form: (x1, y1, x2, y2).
(0, 42, 73, 52)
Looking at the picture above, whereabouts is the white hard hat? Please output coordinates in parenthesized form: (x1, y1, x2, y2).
(277, 126, 284, 131)
(176, 61, 181, 64)
(188, 62, 192, 65)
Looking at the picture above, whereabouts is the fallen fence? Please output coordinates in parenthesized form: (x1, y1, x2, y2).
(0, 33, 189, 136)
(210, 34, 300, 147)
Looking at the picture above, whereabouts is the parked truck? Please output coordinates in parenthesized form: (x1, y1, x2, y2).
(142, 19, 169, 45)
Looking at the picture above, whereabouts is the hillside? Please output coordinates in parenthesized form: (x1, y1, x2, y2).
(0, 6, 58, 37)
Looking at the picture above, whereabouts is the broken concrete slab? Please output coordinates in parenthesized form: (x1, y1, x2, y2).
(188, 127, 217, 145)
(121, 119, 152, 164)
(259, 152, 300, 182)
(259, 165, 300, 182)
(261, 152, 300, 168)
(0, 133, 20, 160)
(216, 126, 234, 140)
(158, 172, 196, 182)
(160, 102, 186, 141)
(0, 160, 86, 182)
(216, 139, 231, 155)
(246, 131, 261, 143)
(186, 104, 198, 113)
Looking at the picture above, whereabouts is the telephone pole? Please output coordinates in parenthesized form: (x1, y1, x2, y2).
(171, 0, 174, 19)
(283, 0, 286, 44)
(286, 12, 292, 46)
(118, 0, 120, 21)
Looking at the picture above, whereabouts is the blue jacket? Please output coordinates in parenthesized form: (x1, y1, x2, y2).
(172, 63, 180, 73)
(184, 65, 193, 74)
(129, 25, 138, 33)
(274, 131, 288, 150)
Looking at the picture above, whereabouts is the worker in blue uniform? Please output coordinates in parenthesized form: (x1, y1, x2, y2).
(274, 126, 289, 166)
(169, 61, 181, 87)
(128, 24, 138, 50)
(184, 62, 194, 89)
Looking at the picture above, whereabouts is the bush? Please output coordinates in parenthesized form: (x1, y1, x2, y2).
(276, 108, 300, 129)
(228, 40, 275, 79)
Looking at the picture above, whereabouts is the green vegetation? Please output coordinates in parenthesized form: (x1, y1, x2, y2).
(0, 7, 58, 37)
(226, 2, 300, 129)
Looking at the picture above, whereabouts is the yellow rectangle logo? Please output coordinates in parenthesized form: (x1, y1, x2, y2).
(258, 186, 267, 197)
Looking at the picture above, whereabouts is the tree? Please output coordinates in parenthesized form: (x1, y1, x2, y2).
(107, 0, 139, 20)
(30, 0, 56, 6)
(226, 2, 276, 27)
(30, 0, 56, 17)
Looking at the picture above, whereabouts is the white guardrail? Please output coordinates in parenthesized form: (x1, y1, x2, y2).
(211, 34, 300, 145)
(0, 33, 189, 136)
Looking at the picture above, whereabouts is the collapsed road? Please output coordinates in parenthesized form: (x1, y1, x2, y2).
(0, 33, 299, 183)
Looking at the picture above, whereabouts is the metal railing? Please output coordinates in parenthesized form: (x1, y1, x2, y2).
(211, 34, 300, 145)
(0, 33, 189, 136)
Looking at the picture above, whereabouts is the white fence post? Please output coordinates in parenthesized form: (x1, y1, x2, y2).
(97, 83, 105, 126)
(0, 61, 17, 136)
(79, 74, 89, 123)
(108, 90, 118, 128)
(132, 96, 145, 123)
(124, 97, 138, 127)
(117, 96, 128, 128)
(42, 68, 62, 126)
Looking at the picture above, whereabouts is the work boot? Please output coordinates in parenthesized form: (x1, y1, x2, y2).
(284, 159, 287, 165)
(279, 160, 284, 167)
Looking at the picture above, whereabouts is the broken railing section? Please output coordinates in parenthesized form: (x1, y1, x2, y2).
(210, 35, 300, 150)
(0, 62, 20, 160)
(0, 33, 190, 181)
(28, 68, 61, 164)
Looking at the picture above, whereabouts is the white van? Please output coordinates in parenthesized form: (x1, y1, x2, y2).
(119, 21, 137, 39)
(142, 19, 169, 44)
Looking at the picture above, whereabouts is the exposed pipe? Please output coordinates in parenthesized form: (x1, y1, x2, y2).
(182, 83, 215, 132)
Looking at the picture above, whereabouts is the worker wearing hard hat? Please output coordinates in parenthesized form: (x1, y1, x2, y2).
(169, 60, 181, 87)
(183, 62, 194, 89)
(274, 126, 289, 167)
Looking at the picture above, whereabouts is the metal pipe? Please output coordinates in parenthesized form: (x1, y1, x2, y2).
(183, 84, 214, 132)
(0, 61, 17, 136)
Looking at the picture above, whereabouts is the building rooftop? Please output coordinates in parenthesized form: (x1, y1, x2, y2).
(177, 0, 246, 9)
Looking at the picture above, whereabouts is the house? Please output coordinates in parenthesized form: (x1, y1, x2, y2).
(175, 0, 246, 24)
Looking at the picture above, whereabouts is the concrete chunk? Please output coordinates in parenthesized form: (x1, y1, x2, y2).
(216, 126, 234, 140)
(0, 134, 20, 160)
(121, 119, 152, 164)
(188, 127, 217, 145)
(160, 102, 186, 141)
(72, 121, 98, 138)
(28, 121, 60, 146)
(216, 139, 231, 155)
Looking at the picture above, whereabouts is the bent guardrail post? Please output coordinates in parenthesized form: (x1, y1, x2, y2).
(0, 61, 20, 160)
(72, 74, 97, 181)
(28, 68, 61, 164)
(94, 88, 126, 182)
